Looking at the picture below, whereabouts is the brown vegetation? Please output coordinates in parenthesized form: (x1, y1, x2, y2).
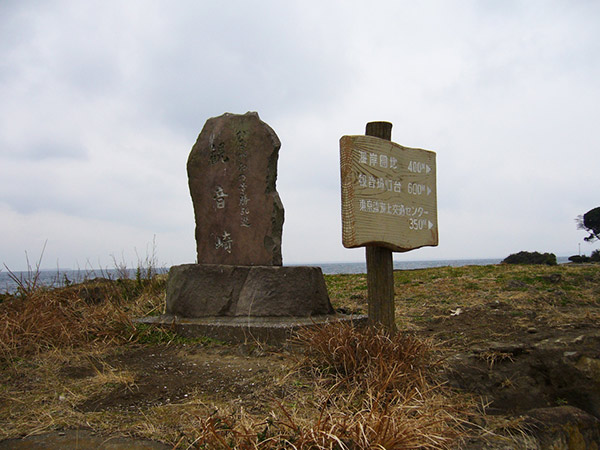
(0, 262, 599, 448)
(0, 277, 165, 360)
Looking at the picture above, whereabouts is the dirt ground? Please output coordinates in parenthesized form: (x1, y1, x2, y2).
(70, 344, 292, 415)
(1, 262, 599, 448)
(54, 284, 599, 420)
(331, 262, 600, 446)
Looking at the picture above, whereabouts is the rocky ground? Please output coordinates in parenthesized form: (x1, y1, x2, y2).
(1, 263, 599, 449)
(328, 263, 600, 448)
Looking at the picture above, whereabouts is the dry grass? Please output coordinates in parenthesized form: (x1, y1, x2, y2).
(0, 288, 469, 448)
(285, 323, 465, 450)
(0, 290, 128, 359)
(188, 396, 461, 450)
(383, 263, 600, 341)
(183, 323, 468, 450)
(0, 276, 165, 362)
(293, 323, 439, 397)
(477, 351, 514, 370)
(2, 262, 598, 448)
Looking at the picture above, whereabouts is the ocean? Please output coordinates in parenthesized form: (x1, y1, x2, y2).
(1, 257, 571, 294)
(317, 258, 503, 274)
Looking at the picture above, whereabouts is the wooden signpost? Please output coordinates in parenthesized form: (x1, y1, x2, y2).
(340, 122, 438, 331)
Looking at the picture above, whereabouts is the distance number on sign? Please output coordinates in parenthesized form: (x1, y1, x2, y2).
(407, 182, 431, 196)
(409, 218, 434, 231)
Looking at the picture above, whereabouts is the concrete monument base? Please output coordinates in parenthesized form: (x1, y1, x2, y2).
(139, 263, 352, 345)
(166, 264, 335, 318)
(134, 314, 368, 346)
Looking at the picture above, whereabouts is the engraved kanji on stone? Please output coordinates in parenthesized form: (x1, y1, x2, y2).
(209, 141, 228, 165)
(215, 231, 233, 253)
(213, 186, 228, 209)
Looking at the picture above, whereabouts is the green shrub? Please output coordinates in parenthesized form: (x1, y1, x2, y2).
(569, 250, 600, 263)
(502, 251, 557, 265)
(569, 255, 589, 263)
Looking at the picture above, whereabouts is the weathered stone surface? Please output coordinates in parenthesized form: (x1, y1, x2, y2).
(166, 264, 252, 317)
(136, 314, 368, 346)
(236, 266, 333, 316)
(187, 111, 284, 266)
(166, 264, 334, 317)
(524, 406, 600, 449)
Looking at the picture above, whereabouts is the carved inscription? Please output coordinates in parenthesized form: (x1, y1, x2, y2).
(215, 230, 233, 253)
(213, 186, 228, 209)
(209, 134, 228, 165)
(236, 130, 251, 227)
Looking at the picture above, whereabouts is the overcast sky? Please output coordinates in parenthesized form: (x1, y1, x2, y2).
(2, 1, 599, 271)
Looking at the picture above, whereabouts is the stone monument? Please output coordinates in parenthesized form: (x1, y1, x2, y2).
(187, 112, 284, 266)
(164, 112, 336, 332)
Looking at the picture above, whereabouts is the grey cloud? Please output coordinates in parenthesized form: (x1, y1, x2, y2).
(118, 3, 357, 134)
(1, 141, 89, 161)
(2, 1, 600, 270)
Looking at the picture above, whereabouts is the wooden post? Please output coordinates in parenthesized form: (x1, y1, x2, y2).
(365, 121, 397, 333)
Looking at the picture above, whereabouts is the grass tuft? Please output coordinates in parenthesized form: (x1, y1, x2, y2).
(132, 324, 468, 449)
(0, 288, 130, 361)
(293, 322, 439, 398)
(0, 276, 166, 362)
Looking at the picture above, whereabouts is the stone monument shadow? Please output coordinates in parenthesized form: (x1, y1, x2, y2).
(137, 112, 365, 344)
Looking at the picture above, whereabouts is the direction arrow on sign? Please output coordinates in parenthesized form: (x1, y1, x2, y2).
(340, 135, 438, 252)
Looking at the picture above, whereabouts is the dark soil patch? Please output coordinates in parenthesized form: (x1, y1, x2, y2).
(59, 356, 104, 379)
(409, 298, 600, 420)
(0, 429, 170, 449)
(76, 344, 289, 413)
(413, 297, 584, 346)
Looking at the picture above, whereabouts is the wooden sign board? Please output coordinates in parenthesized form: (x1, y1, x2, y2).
(340, 135, 438, 252)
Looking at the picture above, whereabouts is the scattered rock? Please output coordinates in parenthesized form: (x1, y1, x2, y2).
(505, 279, 528, 290)
(576, 356, 600, 383)
(445, 330, 600, 420)
(524, 406, 600, 449)
(541, 273, 562, 283)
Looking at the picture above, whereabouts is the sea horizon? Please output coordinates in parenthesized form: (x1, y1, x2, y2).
(1, 256, 573, 294)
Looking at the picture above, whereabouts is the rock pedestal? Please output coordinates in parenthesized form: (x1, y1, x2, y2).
(166, 264, 334, 317)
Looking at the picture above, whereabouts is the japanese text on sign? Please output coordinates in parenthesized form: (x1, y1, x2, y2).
(340, 135, 438, 252)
